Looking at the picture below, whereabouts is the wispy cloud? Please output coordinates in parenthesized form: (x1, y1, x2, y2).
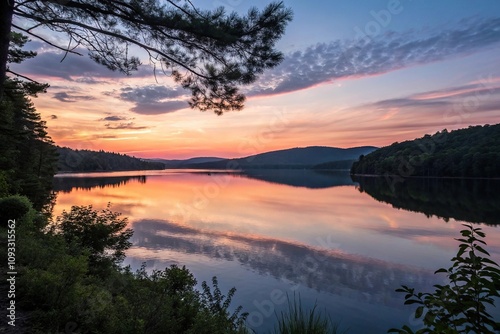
(53, 91, 95, 103)
(97, 114, 149, 130)
(105, 122, 149, 130)
(100, 115, 129, 122)
(411, 84, 500, 101)
(371, 98, 451, 110)
(369, 80, 500, 111)
(248, 17, 500, 97)
(334, 79, 500, 139)
(119, 85, 188, 115)
(74, 77, 109, 84)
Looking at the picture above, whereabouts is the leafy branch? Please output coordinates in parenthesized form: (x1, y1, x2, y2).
(389, 224, 500, 334)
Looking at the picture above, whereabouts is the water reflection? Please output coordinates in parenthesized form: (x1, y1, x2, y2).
(131, 219, 435, 307)
(240, 169, 355, 188)
(53, 171, 500, 267)
(53, 169, 354, 192)
(353, 176, 500, 225)
(53, 175, 147, 193)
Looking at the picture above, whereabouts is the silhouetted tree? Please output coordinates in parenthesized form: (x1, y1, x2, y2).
(0, 32, 57, 209)
(0, 1, 293, 114)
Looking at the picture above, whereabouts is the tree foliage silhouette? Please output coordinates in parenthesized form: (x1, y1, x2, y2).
(0, 0, 292, 114)
(389, 224, 500, 334)
(0, 32, 57, 209)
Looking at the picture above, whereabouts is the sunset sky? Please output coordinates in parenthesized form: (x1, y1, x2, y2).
(12, 0, 500, 159)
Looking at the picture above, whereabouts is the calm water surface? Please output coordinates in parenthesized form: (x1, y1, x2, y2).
(53, 170, 500, 333)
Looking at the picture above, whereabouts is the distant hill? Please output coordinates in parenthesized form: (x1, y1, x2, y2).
(57, 147, 165, 172)
(180, 146, 378, 169)
(351, 124, 500, 178)
(149, 157, 225, 168)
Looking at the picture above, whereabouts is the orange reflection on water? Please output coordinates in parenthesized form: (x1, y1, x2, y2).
(53, 171, 500, 269)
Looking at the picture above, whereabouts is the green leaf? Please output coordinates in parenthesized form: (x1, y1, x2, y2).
(414, 306, 424, 319)
(475, 245, 490, 256)
(404, 299, 421, 305)
(475, 238, 487, 245)
(476, 230, 486, 238)
(461, 230, 471, 237)
(456, 246, 467, 258)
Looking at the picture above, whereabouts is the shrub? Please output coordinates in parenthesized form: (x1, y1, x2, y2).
(116, 265, 249, 334)
(389, 224, 500, 334)
(198, 276, 249, 333)
(0, 171, 9, 197)
(0, 194, 32, 225)
(54, 203, 133, 267)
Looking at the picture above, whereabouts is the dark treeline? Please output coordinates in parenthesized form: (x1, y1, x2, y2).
(351, 124, 500, 178)
(0, 33, 57, 210)
(312, 159, 356, 170)
(57, 147, 165, 172)
(352, 176, 500, 226)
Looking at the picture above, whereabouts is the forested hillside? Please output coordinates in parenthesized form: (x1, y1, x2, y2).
(351, 124, 500, 178)
(57, 147, 165, 172)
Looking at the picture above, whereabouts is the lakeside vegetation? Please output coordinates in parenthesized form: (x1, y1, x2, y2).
(351, 124, 500, 178)
(1, 199, 249, 333)
(57, 147, 165, 173)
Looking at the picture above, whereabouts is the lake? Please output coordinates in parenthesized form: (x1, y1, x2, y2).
(52, 170, 500, 333)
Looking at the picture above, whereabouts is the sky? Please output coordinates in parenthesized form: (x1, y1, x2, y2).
(11, 0, 500, 159)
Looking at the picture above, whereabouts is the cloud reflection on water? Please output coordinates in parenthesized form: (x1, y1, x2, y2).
(129, 218, 436, 307)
